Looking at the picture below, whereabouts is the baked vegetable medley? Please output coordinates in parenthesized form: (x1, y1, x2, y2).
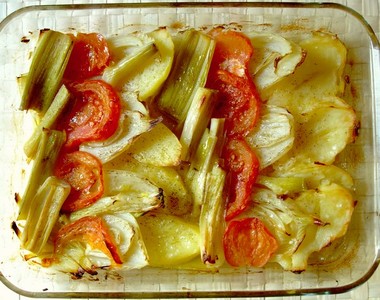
(14, 24, 358, 277)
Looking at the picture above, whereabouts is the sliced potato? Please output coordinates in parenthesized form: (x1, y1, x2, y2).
(274, 104, 356, 167)
(137, 212, 200, 267)
(124, 28, 175, 101)
(266, 31, 347, 105)
(271, 162, 355, 191)
(127, 122, 182, 167)
(288, 183, 354, 271)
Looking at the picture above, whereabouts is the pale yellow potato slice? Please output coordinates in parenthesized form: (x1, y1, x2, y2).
(127, 122, 182, 167)
(124, 28, 175, 101)
(137, 212, 200, 267)
(265, 31, 347, 106)
(274, 104, 356, 167)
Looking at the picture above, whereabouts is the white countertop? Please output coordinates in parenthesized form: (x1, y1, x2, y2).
(0, 0, 379, 299)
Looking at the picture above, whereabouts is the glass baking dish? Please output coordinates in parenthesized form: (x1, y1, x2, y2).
(0, 2, 379, 298)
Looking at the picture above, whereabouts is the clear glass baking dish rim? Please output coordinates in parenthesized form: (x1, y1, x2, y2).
(0, 0, 379, 48)
(0, 1, 379, 298)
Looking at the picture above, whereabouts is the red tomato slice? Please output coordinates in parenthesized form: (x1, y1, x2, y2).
(213, 70, 260, 137)
(223, 138, 260, 221)
(64, 32, 110, 80)
(59, 80, 121, 150)
(206, 29, 261, 137)
(54, 150, 104, 213)
(223, 217, 278, 267)
(207, 27, 253, 78)
(54, 216, 122, 265)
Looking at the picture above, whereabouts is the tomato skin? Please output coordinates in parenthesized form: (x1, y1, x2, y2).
(223, 138, 260, 221)
(207, 27, 253, 78)
(223, 217, 278, 267)
(213, 70, 260, 137)
(64, 33, 110, 80)
(206, 28, 261, 137)
(54, 216, 122, 265)
(59, 80, 121, 150)
(54, 150, 104, 213)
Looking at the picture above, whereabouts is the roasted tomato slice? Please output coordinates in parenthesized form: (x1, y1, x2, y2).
(223, 217, 278, 267)
(223, 138, 260, 221)
(54, 216, 122, 265)
(64, 32, 110, 80)
(206, 28, 261, 137)
(207, 27, 253, 78)
(59, 80, 121, 150)
(54, 150, 104, 213)
(213, 70, 260, 137)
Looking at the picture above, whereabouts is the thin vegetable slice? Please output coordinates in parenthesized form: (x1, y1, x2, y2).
(102, 213, 149, 269)
(123, 28, 175, 101)
(18, 129, 66, 220)
(223, 217, 278, 267)
(20, 29, 73, 113)
(104, 155, 192, 216)
(180, 87, 217, 161)
(199, 161, 226, 267)
(80, 110, 160, 163)
(64, 32, 110, 80)
(51, 216, 122, 275)
(128, 122, 182, 167)
(137, 212, 200, 267)
(102, 42, 157, 90)
(59, 80, 121, 150)
(21, 176, 71, 254)
(54, 150, 104, 213)
(185, 118, 224, 218)
(156, 29, 215, 127)
(67, 169, 165, 220)
(24, 84, 70, 159)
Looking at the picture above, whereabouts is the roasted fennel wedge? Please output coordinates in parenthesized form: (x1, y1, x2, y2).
(70, 169, 164, 221)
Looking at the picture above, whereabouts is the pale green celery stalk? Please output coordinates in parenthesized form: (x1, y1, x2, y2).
(102, 42, 157, 89)
(156, 30, 215, 127)
(180, 87, 217, 161)
(185, 118, 225, 218)
(18, 129, 66, 220)
(198, 118, 225, 266)
(20, 30, 73, 113)
(21, 176, 71, 254)
(24, 84, 70, 159)
(199, 161, 226, 267)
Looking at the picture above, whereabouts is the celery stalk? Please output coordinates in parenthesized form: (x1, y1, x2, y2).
(24, 84, 70, 159)
(199, 161, 226, 266)
(156, 30, 215, 127)
(185, 118, 225, 218)
(180, 87, 217, 161)
(198, 118, 226, 266)
(21, 176, 71, 254)
(20, 30, 73, 113)
(18, 129, 66, 220)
